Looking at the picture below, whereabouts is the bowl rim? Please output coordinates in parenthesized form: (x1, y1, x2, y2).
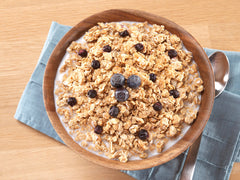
(43, 9, 215, 170)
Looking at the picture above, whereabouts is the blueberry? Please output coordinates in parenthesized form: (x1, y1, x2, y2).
(91, 60, 100, 69)
(138, 129, 149, 140)
(103, 45, 112, 52)
(149, 73, 157, 82)
(110, 73, 125, 88)
(119, 30, 130, 37)
(168, 49, 178, 58)
(88, 90, 97, 98)
(135, 43, 144, 52)
(127, 75, 141, 89)
(109, 106, 119, 117)
(115, 88, 129, 102)
(78, 49, 88, 57)
(94, 125, 103, 134)
(169, 89, 180, 98)
(153, 102, 163, 111)
(67, 97, 77, 107)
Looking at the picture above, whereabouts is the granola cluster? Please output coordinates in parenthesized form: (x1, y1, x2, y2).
(55, 22, 203, 162)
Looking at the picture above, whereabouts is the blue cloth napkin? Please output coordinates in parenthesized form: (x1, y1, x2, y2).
(15, 22, 240, 180)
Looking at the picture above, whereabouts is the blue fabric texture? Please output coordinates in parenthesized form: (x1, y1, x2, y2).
(15, 22, 240, 180)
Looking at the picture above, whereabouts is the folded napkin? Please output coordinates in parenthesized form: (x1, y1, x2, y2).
(15, 22, 240, 180)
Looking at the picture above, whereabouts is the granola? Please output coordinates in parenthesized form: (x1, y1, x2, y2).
(55, 22, 203, 162)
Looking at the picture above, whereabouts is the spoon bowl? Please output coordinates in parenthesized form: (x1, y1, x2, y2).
(209, 51, 230, 97)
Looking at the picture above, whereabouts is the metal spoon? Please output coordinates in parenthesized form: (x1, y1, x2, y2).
(209, 51, 230, 97)
(180, 51, 230, 180)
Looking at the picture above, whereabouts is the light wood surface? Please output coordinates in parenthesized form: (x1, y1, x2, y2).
(0, 0, 239, 179)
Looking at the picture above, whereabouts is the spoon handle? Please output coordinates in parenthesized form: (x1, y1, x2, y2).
(180, 133, 202, 180)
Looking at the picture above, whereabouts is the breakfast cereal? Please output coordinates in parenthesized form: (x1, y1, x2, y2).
(54, 22, 203, 162)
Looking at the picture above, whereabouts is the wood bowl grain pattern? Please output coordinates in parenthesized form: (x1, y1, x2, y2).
(43, 9, 214, 170)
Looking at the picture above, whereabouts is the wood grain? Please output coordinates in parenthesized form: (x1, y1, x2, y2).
(43, 9, 214, 170)
(0, 0, 239, 179)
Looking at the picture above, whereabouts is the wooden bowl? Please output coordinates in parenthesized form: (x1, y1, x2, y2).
(43, 9, 214, 170)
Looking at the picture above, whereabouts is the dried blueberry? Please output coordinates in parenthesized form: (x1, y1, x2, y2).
(169, 89, 180, 98)
(78, 49, 88, 57)
(119, 30, 130, 37)
(94, 125, 103, 134)
(149, 73, 157, 82)
(168, 49, 178, 59)
(109, 106, 119, 117)
(91, 60, 100, 69)
(138, 129, 149, 140)
(67, 97, 77, 107)
(115, 88, 129, 102)
(110, 73, 125, 88)
(127, 75, 141, 89)
(153, 102, 163, 111)
(88, 89, 97, 98)
(134, 43, 144, 52)
(103, 45, 112, 52)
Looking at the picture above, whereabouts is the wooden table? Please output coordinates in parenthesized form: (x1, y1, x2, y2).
(0, 0, 239, 179)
